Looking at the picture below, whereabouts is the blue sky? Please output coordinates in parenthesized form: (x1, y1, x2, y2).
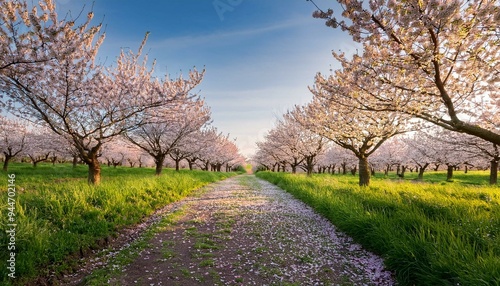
(55, 0, 356, 157)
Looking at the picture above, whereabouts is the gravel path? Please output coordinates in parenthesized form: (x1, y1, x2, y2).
(104, 175, 395, 285)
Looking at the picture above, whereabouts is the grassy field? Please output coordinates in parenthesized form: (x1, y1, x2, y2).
(0, 163, 238, 285)
(256, 170, 500, 286)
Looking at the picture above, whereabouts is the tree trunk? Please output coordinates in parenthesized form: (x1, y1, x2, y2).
(154, 155, 166, 176)
(351, 166, 357, 176)
(175, 159, 181, 171)
(306, 161, 312, 176)
(30, 153, 50, 167)
(446, 165, 454, 181)
(358, 156, 370, 187)
(399, 165, 407, 178)
(417, 163, 429, 181)
(128, 159, 135, 167)
(490, 159, 498, 185)
(2, 155, 12, 172)
(305, 155, 315, 177)
(72, 155, 79, 168)
(87, 157, 101, 185)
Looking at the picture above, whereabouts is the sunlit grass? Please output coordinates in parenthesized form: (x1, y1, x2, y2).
(256, 170, 500, 286)
(0, 162, 236, 285)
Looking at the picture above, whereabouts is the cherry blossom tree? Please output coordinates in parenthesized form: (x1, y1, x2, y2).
(124, 97, 210, 174)
(253, 143, 281, 172)
(217, 139, 245, 172)
(197, 127, 225, 171)
(100, 138, 141, 168)
(0, 115, 27, 171)
(317, 144, 357, 175)
(0, 0, 103, 113)
(400, 134, 437, 180)
(297, 74, 409, 186)
(284, 110, 327, 176)
(255, 139, 289, 173)
(255, 113, 326, 175)
(23, 125, 65, 167)
(123, 146, 150, 168)
(183, 128, 218, 171)
(428, 135, 471, 181)
(425, 128, 499, 184)
(209, 135, 241, 172)
(371, 137, 409, 176)
(1, 0, 205, 184)
(261, 119, 304, 174)
(462, 140, 499, 185)
(311, 0, 500, 145)
(197, 130, 243, 172)
(169, 133, 208, 172)
(2, 23, 204, 184)
(0, 0, 97, 72)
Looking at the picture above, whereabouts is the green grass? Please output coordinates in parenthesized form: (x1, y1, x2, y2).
(199, 259, 215, 267)
(0, 162, 236, 285)
(378, 169, 495, 185)
(256, 170, 500, 286)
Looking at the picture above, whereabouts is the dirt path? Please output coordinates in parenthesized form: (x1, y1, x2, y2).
(86, 175, 396, 285)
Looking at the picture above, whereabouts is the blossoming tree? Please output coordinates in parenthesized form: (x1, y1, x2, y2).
(23, 125, 65, 167)
(1, 3, 204, 184)
(255, 113, 326, 175)
(0, 0, 95, 72)
(312, 0, 500, 145)
(298, 74, 409, 186)
(125, 97, 210, 175)
(198, 131, 243, 172)
(0, 115, 27, 171)
(424, 128, 499, 184)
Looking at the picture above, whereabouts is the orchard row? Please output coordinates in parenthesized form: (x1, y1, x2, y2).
(254, 115, 498, 183)
(0, 115, 245, 173)
(0, 0, 244, 184)
(255, 0, 500, 186)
